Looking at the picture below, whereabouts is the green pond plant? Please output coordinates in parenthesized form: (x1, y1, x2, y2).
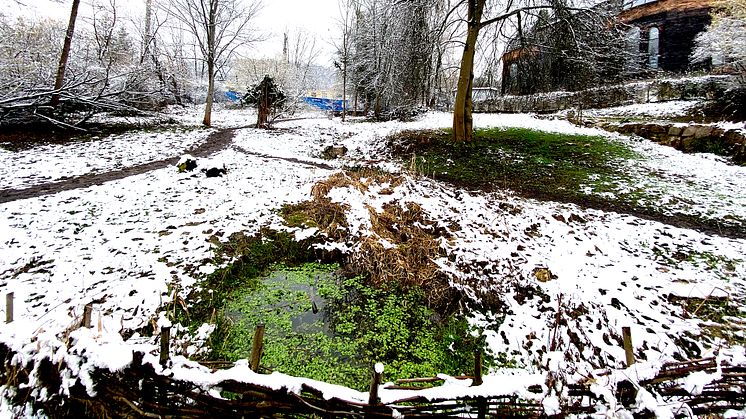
(215, 263, 491, 391)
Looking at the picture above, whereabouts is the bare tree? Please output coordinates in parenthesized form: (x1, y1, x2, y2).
(452, 0, 606, 141)
(164, 0, 262, 126)
(51, 0, 82, 107)
(334, 0, 356, 121)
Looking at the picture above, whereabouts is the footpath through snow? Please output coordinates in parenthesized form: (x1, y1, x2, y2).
(1, 109, 745, 416)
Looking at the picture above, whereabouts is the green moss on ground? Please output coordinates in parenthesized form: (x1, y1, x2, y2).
(393, 127, 637, 199)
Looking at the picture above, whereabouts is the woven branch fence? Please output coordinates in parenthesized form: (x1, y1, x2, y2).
(1, 341, 745, 418)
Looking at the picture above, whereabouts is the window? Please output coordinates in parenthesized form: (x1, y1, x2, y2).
(648, 27, 659, 69)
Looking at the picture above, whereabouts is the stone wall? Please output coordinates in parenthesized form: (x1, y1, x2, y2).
(477, 75, 740, 114)
(601, 122, 746, 163)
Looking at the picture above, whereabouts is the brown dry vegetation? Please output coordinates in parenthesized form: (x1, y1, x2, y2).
(282, 169, 459, 311)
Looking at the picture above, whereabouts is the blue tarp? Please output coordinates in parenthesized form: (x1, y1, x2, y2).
(302, 97, 347, 112)
(225, 91, 241, 102)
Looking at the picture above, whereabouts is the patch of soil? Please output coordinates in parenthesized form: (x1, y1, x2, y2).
(0, 127, 240, 204)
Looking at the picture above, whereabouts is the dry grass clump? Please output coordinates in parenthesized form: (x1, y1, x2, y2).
(282, 169, 458, 310)
(350, 201, 458, 310)
(311, 169, 404, 200)
(281, 199, 350, 242)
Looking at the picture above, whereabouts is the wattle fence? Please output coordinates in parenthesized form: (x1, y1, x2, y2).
(1, 340, 744, 418)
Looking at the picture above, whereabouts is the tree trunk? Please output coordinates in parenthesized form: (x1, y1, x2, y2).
(202, 0, 218, 127)
(453, 0, 485, 142)
(203, 60, 214, 126)
(142, 0, 153, 62)
(257, 80, 269, 128)
(342, 61, 347, 122)
(51, 0, 81, 107)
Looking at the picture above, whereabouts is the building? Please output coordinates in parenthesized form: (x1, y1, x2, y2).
(619, 0, 716, 72)
(501, 0, 717, 95)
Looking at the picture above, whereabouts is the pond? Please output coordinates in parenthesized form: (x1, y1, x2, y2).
(216, 263, 489, 391)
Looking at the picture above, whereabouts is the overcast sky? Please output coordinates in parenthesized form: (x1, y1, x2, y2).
(2, 0, 341, 65)
(254, 0, 340, 64)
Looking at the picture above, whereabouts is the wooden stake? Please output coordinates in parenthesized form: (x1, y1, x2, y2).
(368, 363, 383, 405)
(5, 292, 13, 324)
(477, 397, 487, 419)
(473, 348, 483, 386)
(160, 326, 171, 366)
(622, 326, 635, 367)
(250, 324, 265, 372)
(82, 303, 93, 328)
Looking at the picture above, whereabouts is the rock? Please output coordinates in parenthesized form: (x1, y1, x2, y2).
(204, 166, 227, 178)
(694, 126, 714, 139)
(681, 136, 696, 151)
(724, 130, 745, 145)
(322, 145, 348, 159)
(177, 154, 197, 172)
(668, 126, 682, 136)
(648, 124, 668, 134)
(681, 126, 697, 137)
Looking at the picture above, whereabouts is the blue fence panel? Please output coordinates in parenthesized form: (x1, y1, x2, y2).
(225, 91, 241, 102)
(302, 97, 347, 112)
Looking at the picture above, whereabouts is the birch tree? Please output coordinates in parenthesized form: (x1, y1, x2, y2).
(164, 0, 262, 126)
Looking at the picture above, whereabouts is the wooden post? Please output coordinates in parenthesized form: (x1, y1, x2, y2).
(368, 363, 383, 405)
(5, 293, 13, 324)
(82, 303, 93, 328)
(473, 348, 483, 386)
(250, 324, 265, 372)
(622, 326, 635, 367)
(474, 347, 487, 417)
(160, 326, 171, 366)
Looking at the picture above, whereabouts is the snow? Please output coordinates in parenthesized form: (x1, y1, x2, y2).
(0, 128, 212, 190)
(1, 108, 745, 415)
(374, 362, 384, 374)
(584, 100, 701, 119)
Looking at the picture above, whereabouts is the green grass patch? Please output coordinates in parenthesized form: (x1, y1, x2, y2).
(392, 127, 638, 200)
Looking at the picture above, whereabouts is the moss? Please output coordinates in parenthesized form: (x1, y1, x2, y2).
(392, 127, 637, 198)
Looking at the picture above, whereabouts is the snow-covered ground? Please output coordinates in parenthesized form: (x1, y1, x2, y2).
(1, 109, 745, 416)
(583, 100, 701, 120)
(0, 128, 213, 190)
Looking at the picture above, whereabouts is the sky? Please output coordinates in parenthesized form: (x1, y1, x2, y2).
(1, 0, 341, 65)
(254, 0, 339, 64)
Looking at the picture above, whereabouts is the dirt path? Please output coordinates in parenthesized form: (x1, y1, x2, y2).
(231, 145, 336, 170)
(0, 127, 241, 204)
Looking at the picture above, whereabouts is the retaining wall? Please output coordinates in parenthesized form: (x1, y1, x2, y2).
(477, 75, 740, 113)
(602, 121, 746, 163)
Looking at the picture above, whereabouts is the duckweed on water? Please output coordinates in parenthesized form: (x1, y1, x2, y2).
(215, 263, 490, 390)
